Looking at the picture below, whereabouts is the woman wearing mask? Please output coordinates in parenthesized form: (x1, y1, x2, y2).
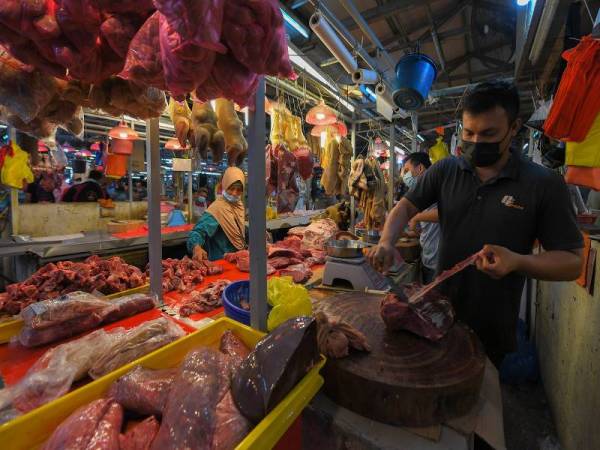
(193, 187, 210, 219)
(187, 167, 246, 261)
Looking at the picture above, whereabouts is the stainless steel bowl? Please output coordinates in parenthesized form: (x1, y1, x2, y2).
(356, 228, 381, 244)
(325, 239, 371, 258)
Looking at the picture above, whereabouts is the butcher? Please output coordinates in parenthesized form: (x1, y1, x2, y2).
(368, 80, 583, 367)
(187, 167, 246, 261)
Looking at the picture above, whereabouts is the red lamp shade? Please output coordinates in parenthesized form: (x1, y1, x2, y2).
(165, 137, 188, 151)
(310, 121, 347, 138)
(332, 121, 348, 137)
(37, 141, 49, 153)
(310, 124, 329, 137)
(306, 101, 337, 125)
(111, 138, 133, 155)
(109, 121, 138, 140)
(90, 142, 102, 152)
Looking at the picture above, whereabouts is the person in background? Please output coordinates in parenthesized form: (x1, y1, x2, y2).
(134, 180, 148, 201)
(26, 173, 56, 203)
(62, 169, 107, 202)
(187, 167, 246, 261)
(107, 179, 128, 201)
(193, 187, 210, 219)
(402, 152, 440, 284)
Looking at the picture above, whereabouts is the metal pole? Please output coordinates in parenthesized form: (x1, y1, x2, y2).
(388, 123, 396, 211)
(411, 113, 418, 153)
(145, 118, 162, 303)
(8, 127, 18, 235)
(188, 170, 193, 224)
(350, 120, 356, 233)
(128, 155, 133, 219)
(248, 77, 268, 331)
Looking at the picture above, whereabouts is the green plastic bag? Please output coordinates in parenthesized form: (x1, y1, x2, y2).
(267, 277, 312, 331)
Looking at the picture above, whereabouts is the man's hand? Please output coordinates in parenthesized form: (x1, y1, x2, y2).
(366, 241, 397, 273)
(193, 245, 208, 262)
(408, 217, 420, 235)
(476, 244, 521, 279)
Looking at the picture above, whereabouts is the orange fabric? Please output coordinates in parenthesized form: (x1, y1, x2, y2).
(564, 166, 600, 190)
(576, 232, 591, 287)
(544, 36, 600, 142)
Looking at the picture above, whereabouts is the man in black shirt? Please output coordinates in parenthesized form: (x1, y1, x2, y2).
(368, 81, 583, 366)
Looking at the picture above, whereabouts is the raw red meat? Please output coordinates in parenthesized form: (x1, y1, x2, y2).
(222, 0, 294, 79)
(211, 390, 252, 450)
(270, 145, 300, 214)
(268, 257, 292, 269)
(223, 249, 249, 264)
(101, 294, 156, 324)
(86, 401, 123, 450)
(315, 312, 371, 359)
(41, 398, 121, 450)
(267, 246, 304, 260)
(293, 146, 314, 180)
(119, 416, 160, 450)
(151, 348, 232, 449)
(178, 280, 231, 317)
(154, 256, 222, 293)
(18, 312, 104, 348)
(219, 330, 251, 362)
(109, 366, 177, 416)
(279, 264, 312, 284)
(380, 284, 455, 341)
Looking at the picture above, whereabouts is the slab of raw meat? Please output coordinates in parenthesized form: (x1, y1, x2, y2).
(86, 401, 123, 450)
(151, 348, 232, 449)
(267, 246, 304, 260)
(108, 366, 177, 416)
(101, 294, 156, 324)
(232, 317, 319, 423)
(211, 390, 252, 450)
(41, 398, 121, 450)
(219, 330, 251, 363)
(279, 264, 313, 284)
(315, 312, 371, 359)
(18, 312, 104, 348)
(119, 416, 160, 450)
(380, 283, 455, 341)
(178, 280, 231, 317)
(268, 257, 291, 269)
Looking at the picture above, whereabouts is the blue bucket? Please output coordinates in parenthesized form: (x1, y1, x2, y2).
(222, 280, 273, 326)
(393, 53, 438, 110)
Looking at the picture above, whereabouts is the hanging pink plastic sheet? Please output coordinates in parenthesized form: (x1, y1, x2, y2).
(223, 0, 295, 79)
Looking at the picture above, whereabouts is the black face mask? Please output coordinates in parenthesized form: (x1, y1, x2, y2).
(461, 128, 512, 167)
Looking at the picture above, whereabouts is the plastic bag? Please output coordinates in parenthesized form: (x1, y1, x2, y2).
(41, 398, 123, 450)
(20, 291, 110, 329)
(566, 112, 600, 167)
(231, 317, 319, 423)
(1, 142, 34, 190)
(223, 0, 295, 79)
(564, 166, 600, 191)
(18, 312, 105, 348)
(108, 366, 176, 416)
(101, 294, 157, 324)
(267, 277, 312, 331)
(429, 136, 449, 164)
(89, 318, 185, 379)
(151, 348, 232, 449)
(0, 330, 113, 420)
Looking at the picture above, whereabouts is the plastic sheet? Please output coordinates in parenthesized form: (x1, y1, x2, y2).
(232, 317, 319, 423)
(101, 294, 157, 324)
(18, 312, 104, 348)
(151, 348, 232, 449)
(20, 291, 110, 329)
(40, 398, 123, 450)
(266, 277, 312, 331)
(89, 318, 185, 379)
(108, 366, 176, 416)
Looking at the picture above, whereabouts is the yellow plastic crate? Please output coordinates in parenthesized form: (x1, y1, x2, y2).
(0, 284, 150, 344)
(0, 317, 325, 450)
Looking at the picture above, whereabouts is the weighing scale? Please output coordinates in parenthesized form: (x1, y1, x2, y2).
(322, 255, 390, 291)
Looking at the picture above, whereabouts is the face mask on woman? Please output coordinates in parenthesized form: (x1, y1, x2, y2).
(223, 191, 241, 203)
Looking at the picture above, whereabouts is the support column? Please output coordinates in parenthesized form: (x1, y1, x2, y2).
(8, 127, 18, 235)
(248, 77, 268, 331)
(350, 120, 357, 233)
(387, 123, 396, 211)
(411, 113, 419, 153)
(145, 118, 162, 303)
(188, 170, 193, 224)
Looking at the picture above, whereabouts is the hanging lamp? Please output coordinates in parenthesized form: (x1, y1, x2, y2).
(332, 121, 348, 137)
(306, 101, 337, 125)
(37, 141, 49, 153)
(108, 121, 139, 140)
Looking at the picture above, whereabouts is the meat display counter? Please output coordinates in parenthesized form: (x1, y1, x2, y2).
(0, 229, 190, 281)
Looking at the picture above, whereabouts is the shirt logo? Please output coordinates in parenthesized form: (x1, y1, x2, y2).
(501, 195, 524, 210)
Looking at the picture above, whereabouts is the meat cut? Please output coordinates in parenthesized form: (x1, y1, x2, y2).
(154, 256, 223, 294)
(119, 416, 160, 450)
(380, 284, 455, 341)
(315, 312, 371, 359)
(101, 294, 156, 324)
(109, 366, 177, 416)
(1, 256, 146, 315)
(178, 280, 231, 317)
(232, 317, 319, 423)
(288, 218, 338, 249)
(211, 390, 252, 450)
(219, 330, 251, 364)
(279, 263, 313, 284)
(266, 144, 300, 214)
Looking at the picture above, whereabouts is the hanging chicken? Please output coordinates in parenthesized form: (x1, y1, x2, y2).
(190, 101, 225, 163)
(214, 98, 247, 166)
(168, 97, 192, 149)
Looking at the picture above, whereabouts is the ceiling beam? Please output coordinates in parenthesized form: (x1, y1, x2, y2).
(341, 0, 431, 31)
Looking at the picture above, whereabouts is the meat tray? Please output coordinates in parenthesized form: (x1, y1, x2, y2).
(0, 317, 326, 450)
(0, 284, 150, 344)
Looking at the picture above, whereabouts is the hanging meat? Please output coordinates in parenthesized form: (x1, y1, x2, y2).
(290, 116, 314, 181)
(349, 156, 386, 230)
(190, 101, 225, 162)
(321, 138, 339, 196)
(168, 97, 192, 149)
(269, 144, 300, 214)
(337, 137, 353, 196)
(215, 98, 247, 166)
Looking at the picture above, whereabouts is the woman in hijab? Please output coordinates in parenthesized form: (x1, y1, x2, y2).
(187, 167, 246, 261)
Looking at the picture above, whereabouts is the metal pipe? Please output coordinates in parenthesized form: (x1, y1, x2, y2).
(309, 12, 358, 74)
(411, 113, 418, 153)
(388, 124, 396, 211)
(188, 170, 193, 224)
(352, 69, 379, 85)
(248, 77, 268, 332)
(337, 0, 396, 70)
(145, 118, 163, 303)
(350, 120, 356, 234)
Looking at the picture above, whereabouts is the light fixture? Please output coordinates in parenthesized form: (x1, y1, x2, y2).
(516, 0, 529, 5)
(306, 101, 337, 125)
(37, 141, 49, 153)
(108, 121, 138, 140)
(320, 131, 327, 148)
(281, 8, 310, 39)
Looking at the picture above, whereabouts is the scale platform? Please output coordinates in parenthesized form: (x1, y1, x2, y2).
(322, 256, 389, 291)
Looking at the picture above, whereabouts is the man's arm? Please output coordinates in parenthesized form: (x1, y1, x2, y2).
(408, 208, 439, 232)
(476, 245, 583, 281)
(367, 197, 419, 271)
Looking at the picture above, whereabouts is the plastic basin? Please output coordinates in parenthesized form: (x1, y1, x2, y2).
(393, 53, 438, 110)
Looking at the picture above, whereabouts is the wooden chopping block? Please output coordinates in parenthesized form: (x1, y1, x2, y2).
(318, 292, 486, 427)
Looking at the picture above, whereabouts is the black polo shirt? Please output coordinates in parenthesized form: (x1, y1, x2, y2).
(405, 151, 583, 363)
